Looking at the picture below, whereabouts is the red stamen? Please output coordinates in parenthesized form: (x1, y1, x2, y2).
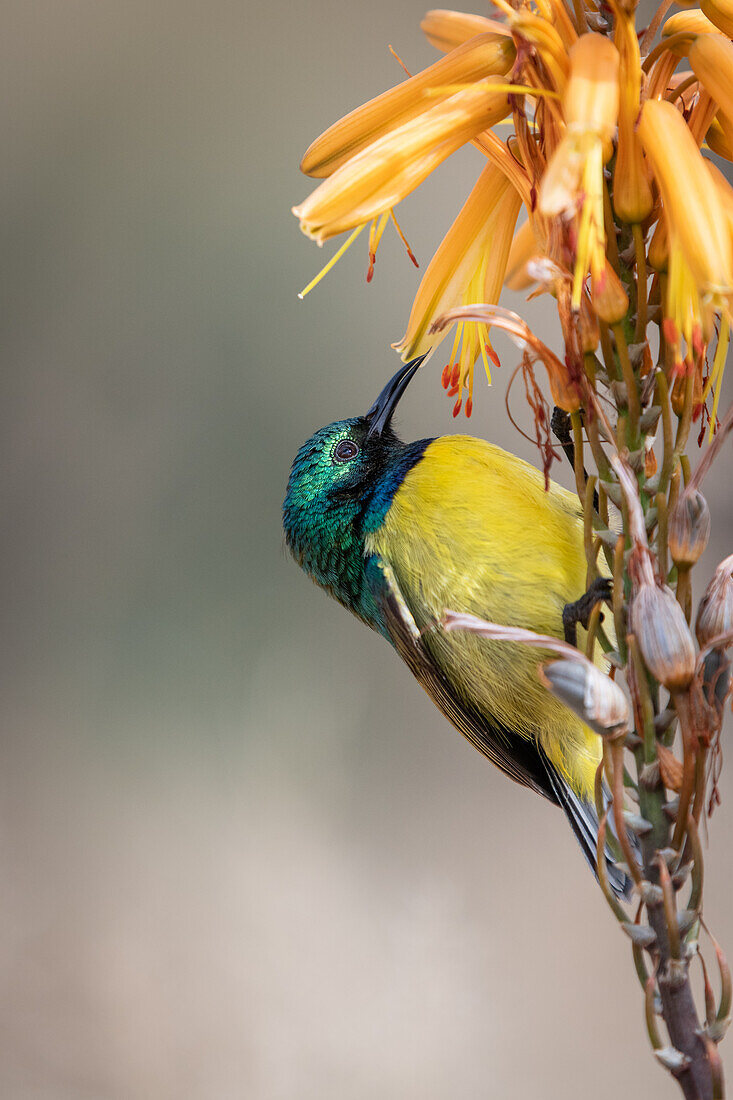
(662, 318, 679, 347)
(465, 396, 473, 417)
(692, 324, 705, 357)
(447, 382, 460, 397)
(451, 362, 460, 386)
(390, 209, 419, 268)
(366, 252, 376, 283)
(441, 363, 451, 389)
(452, 397, 463, 417)
(388, 44, 412, 78)
(486, 344, 501, 370)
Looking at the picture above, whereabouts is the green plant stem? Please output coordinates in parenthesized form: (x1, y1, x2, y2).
(656, 491, 669, 583)
(613, 322, 641, 443)
(633, 224, 648, 343)
(656, 369, 675, 496)
(675, 370, 695, 455)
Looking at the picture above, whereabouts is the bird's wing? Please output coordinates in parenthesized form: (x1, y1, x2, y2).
(365, 554, 632, 897)
(364, 554, 557, 802)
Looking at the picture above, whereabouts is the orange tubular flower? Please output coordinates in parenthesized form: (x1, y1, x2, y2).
(701, 0, 733, 34)
(394, 160, 522, 416)
(292, 1, 732, 420)
(420, 9, 510, 52)
(707, 114, 733, 160)
(300, 33, 514, 178)
(689, 34, 733, 125)
(539, 33, 620, 310)
(293, 83, 512, 243)
(660, 9, 718, 54)
(504, 219, 544, 291)
(613, 14, 653, 224)
(507, 9, 571, 92)
(638, 97, 733, 366)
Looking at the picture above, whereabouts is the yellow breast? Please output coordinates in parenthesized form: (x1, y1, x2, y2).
(366, 435, 603, 796)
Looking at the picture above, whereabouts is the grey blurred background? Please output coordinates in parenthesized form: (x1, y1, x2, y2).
(2, 2, 731, 1097)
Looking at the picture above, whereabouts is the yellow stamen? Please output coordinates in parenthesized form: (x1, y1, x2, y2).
(298, 224, 366, 299)
(448, 322, 463, 374)
(367, 211, 391, 282)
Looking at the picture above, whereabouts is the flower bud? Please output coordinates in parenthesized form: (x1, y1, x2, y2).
(639, 99, 733, 291)
(662, 9, 718, 54)
(648, 216, 668, 272)
(420, 10, 508, 52)
(689, 34, 733, 129)
(564, 34, 620, 154)
(670, 368, 703, 416)
(540, 660, 630, 738)
(630, 583, 697, 690)
(591, 260, 630, 324)
(695, 553, 733, 647)
(701, 0, 733, 37)
(578, 292, 600, 353)
(668, 488, 711, 566)
(504, 219, 542, 292)
(707, 115, 733, 161)
(613, 13, 653, 224)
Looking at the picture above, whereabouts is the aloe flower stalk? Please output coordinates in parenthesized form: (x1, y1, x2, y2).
(291, 4, 733, 1095)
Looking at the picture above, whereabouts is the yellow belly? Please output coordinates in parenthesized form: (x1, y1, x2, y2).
(366, 435, 603, 796)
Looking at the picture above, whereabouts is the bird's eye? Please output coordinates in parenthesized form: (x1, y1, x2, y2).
(333, 438, 360, 464)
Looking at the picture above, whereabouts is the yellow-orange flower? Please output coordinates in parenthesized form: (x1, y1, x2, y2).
(701, 0, 733, 35)
(707, 114, 733, 160)
(539, 33, 620, 310)
(293, 83, 512, 243)
(420, 9, 509, 52)
(689, 34, 733, 126)
(639, 99, 732, 293)
(661, 8, 718, 54)
(638, 97, 733, 365)
(394, 160, 521, 415)
(504, 219, 544, 291)
(300, 33, 514, 178)
(292, 0, 732, 424)
(613, 13, 652, 224)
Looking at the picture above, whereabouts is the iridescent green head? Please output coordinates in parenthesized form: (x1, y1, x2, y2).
(283, 357, 429, 622)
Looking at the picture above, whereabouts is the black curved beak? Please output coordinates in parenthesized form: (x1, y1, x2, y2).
(365, 354, 429, 438)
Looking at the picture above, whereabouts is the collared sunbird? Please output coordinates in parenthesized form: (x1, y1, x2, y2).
(283, 358, 628, 896)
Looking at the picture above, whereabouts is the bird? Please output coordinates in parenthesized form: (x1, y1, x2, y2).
(283, 356, 628, 896)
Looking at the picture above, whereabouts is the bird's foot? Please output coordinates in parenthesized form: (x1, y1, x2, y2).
(562, 577, 612, 648)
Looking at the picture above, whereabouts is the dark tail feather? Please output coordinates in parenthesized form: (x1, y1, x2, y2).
(542, 759, 633, 899)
